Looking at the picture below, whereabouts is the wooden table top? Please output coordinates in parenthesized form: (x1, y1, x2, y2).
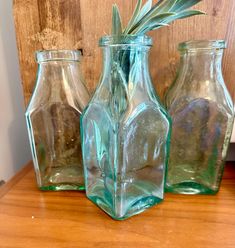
(0, 162, 235, 248)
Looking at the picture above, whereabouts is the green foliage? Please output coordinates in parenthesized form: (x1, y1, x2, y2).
(112, 4, 123, 35)
(111, 0, 205, 35)
(124, 0, 153, 34)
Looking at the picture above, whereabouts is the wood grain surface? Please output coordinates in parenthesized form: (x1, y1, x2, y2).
(13, 0, 235, 106)
(0, 161, 235, 248)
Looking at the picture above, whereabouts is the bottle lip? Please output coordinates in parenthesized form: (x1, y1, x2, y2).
(178, 40, 226, 52)
(99, 35, 153, 47)
(36, 50, 82, 63)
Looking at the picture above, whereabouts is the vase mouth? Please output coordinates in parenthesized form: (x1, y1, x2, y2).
(179, 40, 226, 52)
(36, 50, 82, 63)
(99, 35, 152, 47)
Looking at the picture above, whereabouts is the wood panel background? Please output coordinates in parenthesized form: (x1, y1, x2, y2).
(13, 0, 235, 106)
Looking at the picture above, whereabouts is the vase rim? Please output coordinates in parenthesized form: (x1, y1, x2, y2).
(179, 40, 226, 52)
(99, 35, 152, 47)
(36, 50, 82, 63)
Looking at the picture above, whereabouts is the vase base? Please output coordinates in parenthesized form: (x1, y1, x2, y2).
(40, 184, 85, 191)
(88, 194, 163, 220)
(166, 182, 218, 195)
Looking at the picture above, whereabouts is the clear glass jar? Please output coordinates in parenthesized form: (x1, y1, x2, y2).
(26, 50, 90, 190)
(165, 40, 234, 194)
(81, 35, 171, 220)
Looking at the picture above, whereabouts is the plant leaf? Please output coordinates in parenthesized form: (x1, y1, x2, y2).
(112, 4, 123, 35)
(110, 0, 205, 38)
(125, 0, 153, 34)
(163, 9, 205, 24)
(132, 12, 175, 34)
(135, 0, 153, 23)
(151, 0, 178, 13)
(172, 0, 202, 12)
(135, 23, 169, 34)
(124, 0, 143, 34)
(129, 0, 177, 33)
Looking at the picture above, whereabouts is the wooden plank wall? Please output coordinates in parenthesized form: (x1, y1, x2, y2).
(13, 0, 235, 106)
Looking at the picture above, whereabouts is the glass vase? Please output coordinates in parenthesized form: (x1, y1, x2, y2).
(26, 50, 90, 190)
(165, 40, 234, 194)
(81, 35, 171, 220)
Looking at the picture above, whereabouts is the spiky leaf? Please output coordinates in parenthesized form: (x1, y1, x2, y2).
(151, 0, 178, 13)
(163, 9, 205, 24)
(135, 23, 169, 34)
(125, 0, 153, 34)
(129, 0, 178, 33)
(135, 0, 153, 23)
(112, 4, 123, 35)
(111, 0, 205, 36)
(132, 12, 175, 34)
(172, 0, 203, 12)
(124, 0, 143, 34)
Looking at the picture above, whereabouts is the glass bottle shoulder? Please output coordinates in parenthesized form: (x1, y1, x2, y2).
(82, 80, 171, 127)
(165, 76, 234, 117)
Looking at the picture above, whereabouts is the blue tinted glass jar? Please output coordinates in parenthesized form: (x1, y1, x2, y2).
(165, 40, 234, 194)
(26, 50, 90, 190)
(81, 35, 171, 220)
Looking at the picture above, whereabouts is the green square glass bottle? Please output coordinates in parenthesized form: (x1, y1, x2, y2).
(81, 35, 171, 220)
(165, 40, 234, 194)
(25, 50, 90, 190)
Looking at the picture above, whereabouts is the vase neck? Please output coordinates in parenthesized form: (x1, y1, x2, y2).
(36, 49, 82, 88)
(33, 60, 89, 111)
(101, 45, 152, 87)
(179, 50, 224, 81)
(165, 41, 233, 111)
(177, 40, 226, 82)
(95, 44, 161, 119)
(38, 61, 80, 85)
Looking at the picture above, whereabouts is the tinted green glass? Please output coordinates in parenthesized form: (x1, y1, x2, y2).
(26, 50, 90, 190)
(165, 40, 234, 194)
(81, 35, 171, 220)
